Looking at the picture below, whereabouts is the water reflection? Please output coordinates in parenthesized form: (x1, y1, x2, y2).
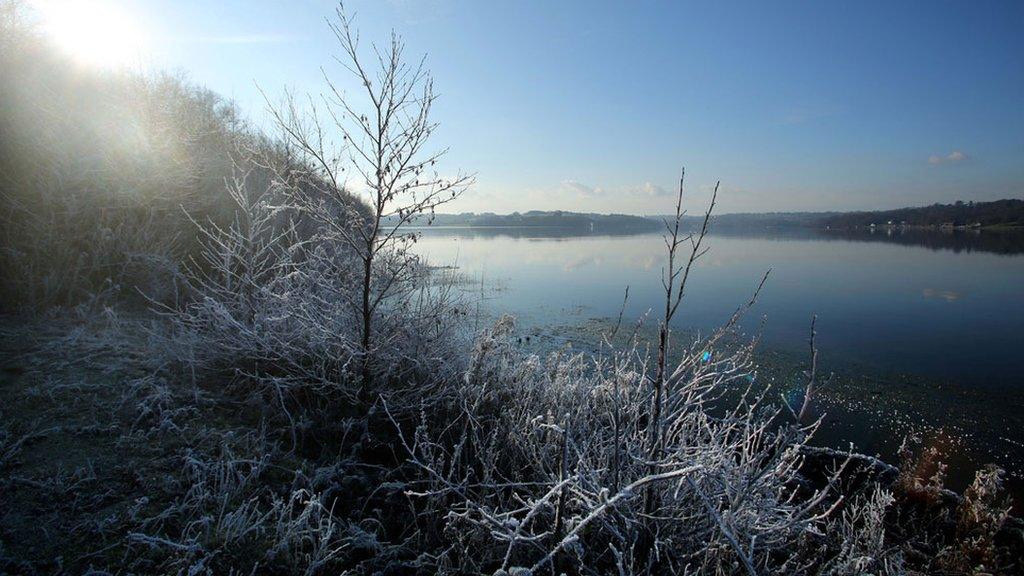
(921, 288, 963, 302)
(412, 225, 1024, 386)
(415, 224, 1024, 255)
(712, 226, 1024, 255)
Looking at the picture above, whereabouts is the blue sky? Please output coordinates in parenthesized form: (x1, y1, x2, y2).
(46, 0, 1024, 214)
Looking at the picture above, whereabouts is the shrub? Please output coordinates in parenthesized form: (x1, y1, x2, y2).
(384, 311, 863, 574)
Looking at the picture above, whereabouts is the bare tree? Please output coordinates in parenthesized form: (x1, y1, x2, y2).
(644, 168, 715, 513)
(266, 5, 473, 402)
(784, 314, 834, 425)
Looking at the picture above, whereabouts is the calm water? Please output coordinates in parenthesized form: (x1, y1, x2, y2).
(416, 227, 1024, 387)
(414, 226, 1024, 494)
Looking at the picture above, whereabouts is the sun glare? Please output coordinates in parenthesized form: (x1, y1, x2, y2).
(33, 0, 149, 69)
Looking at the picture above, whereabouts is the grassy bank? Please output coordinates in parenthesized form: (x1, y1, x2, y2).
(2, 309, 1023, 574)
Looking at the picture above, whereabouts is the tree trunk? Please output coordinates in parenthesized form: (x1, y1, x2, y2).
(643, 323, 668, 518)
(359, 254, 373, 404)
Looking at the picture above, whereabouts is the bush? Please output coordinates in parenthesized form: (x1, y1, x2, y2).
(382, 313, 874, 574)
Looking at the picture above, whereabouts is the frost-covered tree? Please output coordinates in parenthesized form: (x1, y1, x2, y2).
(267, 5, 473, 401)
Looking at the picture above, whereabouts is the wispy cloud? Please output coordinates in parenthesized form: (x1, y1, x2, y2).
(928, 150, 969, 166)
(175, 34, 294, 45)
(560, 180, 604, 198)
(559, 180, 672, 199)
(637, 182, 671, 197)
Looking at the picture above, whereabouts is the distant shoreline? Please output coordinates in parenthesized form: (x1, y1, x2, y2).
(410, 223, 1024, 256)
(407, 198, 1024, 231)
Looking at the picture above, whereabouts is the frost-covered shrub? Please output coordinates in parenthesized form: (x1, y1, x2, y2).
(156, 145, 469, 428)
(821, 488, 904, 575)
(386, 315, 864, 574)
(155, 157, 361, 411)
(124, 444, 350, 576)
(936, 465, 1012, 574)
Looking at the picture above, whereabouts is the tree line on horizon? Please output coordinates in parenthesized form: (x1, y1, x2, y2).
(390, 199, 1024, 231)
(819, 199, 1024, 229)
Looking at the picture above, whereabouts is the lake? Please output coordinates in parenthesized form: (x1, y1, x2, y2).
(413, 226, 1024, 499)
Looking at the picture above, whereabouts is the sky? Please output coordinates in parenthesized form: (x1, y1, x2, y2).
(29, 0, 1024, 214)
